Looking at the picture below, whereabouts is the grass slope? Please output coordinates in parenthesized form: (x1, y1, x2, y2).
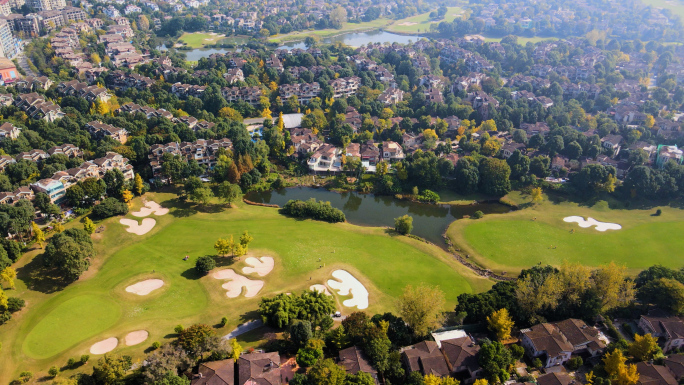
(268, 19, 391, 44)
(179, 32, 226, 48)
(447, 194, 684, 274)
(641, 0, 684, 20)
(1, 192, 490, 382)
(386, 7, 464, 34)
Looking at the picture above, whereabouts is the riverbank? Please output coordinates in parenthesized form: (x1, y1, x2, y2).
(268, 19, 392, 44)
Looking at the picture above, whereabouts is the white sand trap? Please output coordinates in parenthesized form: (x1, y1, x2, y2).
(398, 22, 418, 26)
(126, 279, 164, 295)
(213, 269, 264, 298)
(132, 201, 169, 217)
(563, 216, 622, 232)
(310, 284, 331, 296)
(125, 330, 149, 346)
(90, 337, 118, 354)
(242, 256, 274, 276)
(120, 218, 156, 235)
(327, 270, 369, 309)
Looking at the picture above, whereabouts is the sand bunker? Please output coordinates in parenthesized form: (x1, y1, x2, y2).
(125, 330, 149, 346)
(310, 284, 331, 296)
(120, 218, 156, 235)
(242, 256, 274, 276)
(213, 269, 264, 298)
(90, 337, 118, 354)
(327, 270, 369, 309)
(126, 279, 164, 295)
(132, 201, 169, 217)
(398, 21, 418, 26)
(563, 216, 622, 232)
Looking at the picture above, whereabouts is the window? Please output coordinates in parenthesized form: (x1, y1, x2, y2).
(10, 71, 15, 78)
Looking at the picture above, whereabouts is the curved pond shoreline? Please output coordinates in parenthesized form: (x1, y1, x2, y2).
(245, 186, 511, 246)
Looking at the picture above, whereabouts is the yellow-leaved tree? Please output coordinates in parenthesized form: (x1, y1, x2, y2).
(122, 190, 133, 207)
(531, 187, 543, 204)
(629, 333, 661, 361)
(487, 308, 515, 341)
(1, 267, 17, 289)
(32, 222, 45, 248)
(603, 349, 640, 385)
(134, 174, 144, 196)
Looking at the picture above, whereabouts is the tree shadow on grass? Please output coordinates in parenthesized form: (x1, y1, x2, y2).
(16, 253, 71, 294)
(237, 309, 261, 324)
(181, 266, 204, 280)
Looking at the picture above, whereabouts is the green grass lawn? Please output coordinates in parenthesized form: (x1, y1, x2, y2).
(447, 194, 684, 275)
(268, 19, 392, 44)
(1, 192, 491, 382)
(482, 35, 558, 44)
(386, 7, 464, 34)
(179, 32, 227, 48)
(641, 0, 684, 20)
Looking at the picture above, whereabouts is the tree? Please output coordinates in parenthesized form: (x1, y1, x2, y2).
(290, 320, 313, 348)
(478, 340, 513, 383)
(479, 158, 511, 196)
(394, 215, 413, 235)
(229, 339, 242, 360)
(84, 217, 96, 234)
(637, 278, 684, 315)
(189, 187, 214, 206)
(259, 291, 335, 329)
(329, 7, 347, 29)
(487, 308, 514, 341)
(507, 150, 530, 180)
(530, 187, 543, 204)
(398, 284, 445, 337)
(0, 288, 7, 310)
(32, 222, 45, 248)
(43, 229, 94, 282)
(214, 238, 232, 257)
(92, 354, 133, 385)
(177, 324, 215, 356)
(594, 262, 635, 311)
(1, 266, 17, 289)
(195, 256, 216, 274)
(122, 190, 133, 207)
(92, 198, 129, 219)
(216, 182, 242, 206)
(629, 334, 661, 361)
(603, 350, 640, 385)
(48, 366, 59, 377)
(296, 338, 324, 367)
(150, 372, 190, 385)
(134, 174, 144, 195)
(53, 221, 64, 233)
(138, 15, 150, 30)
(308, 358, 346, 385)
(239, 231, 253, 252)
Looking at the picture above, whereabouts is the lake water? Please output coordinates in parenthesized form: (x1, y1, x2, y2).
(156, 45, 235, 61)
(278, 30, 426, 49)
(245, 187, 510, 246)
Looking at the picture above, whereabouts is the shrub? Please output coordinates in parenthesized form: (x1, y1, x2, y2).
(91, 197, 129, 219)
(220, 316, 228, 327)
(67, 358, 76, 367)
(80, 354, 89, 364)
(394, 215, 413, 235)
(48, 366, 59, 377)
(151, 341, 161, 350)
(174, 325, 184, 334)
(19, 371, 32, 383)
(7, 297, 25, 313)
(281, 199, 345, 223)
(472, 210, 484, 219)
(567, 356, 583, 370)
(532, 358, 543, 368)
(622, 323, 634, 337)
(195, 256, 216, 274)
(656, 209, 662, 216)
(417, 189, 440, 203)
(0, 310, 11, 325)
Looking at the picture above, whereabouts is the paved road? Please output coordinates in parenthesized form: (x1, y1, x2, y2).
(222, 319, 264, 340)
(16, 52, 37, 77)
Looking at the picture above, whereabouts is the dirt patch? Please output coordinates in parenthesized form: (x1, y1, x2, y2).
(327, 270, 369, 309)
(125, 279, 164, 295)
(120, 218, 156, 235)
(242, 256, 274, 276)
(213, 269, 264, 298)
(90, 337, 118, 354)
(125, 330, 149, 346)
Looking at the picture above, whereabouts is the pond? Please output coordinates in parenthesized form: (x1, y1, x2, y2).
(156, 45, 236, 61)
(278, 30, 427, 49)
(245, 187, 510, 246)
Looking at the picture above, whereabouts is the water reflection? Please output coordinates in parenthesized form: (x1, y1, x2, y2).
(278, 30, 426, 49)
(245, 187, 510, 245)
